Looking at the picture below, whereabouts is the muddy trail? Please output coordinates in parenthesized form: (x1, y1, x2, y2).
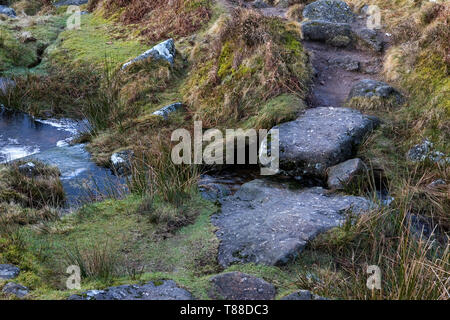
(221, 0, 387, 109)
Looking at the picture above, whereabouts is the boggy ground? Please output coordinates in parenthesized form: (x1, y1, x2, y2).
(0, 0, 448, 300)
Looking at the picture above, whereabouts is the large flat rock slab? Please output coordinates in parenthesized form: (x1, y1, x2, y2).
(260, 107, 379, 178)
(68, 280, 193, 300)
(213, 179, 372, 267)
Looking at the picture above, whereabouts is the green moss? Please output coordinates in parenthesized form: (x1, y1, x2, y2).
(45, 14, 147, 69)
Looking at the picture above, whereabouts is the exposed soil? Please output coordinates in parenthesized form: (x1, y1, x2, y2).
(221, 0, 388, 108)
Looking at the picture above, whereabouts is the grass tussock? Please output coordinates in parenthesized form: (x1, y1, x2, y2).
(183, 8, 312, 129)
(98, 0, 213, 43)
(0, 160, 65, 210)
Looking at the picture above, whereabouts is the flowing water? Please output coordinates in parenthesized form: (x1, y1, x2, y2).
(0, 107, 124, 207)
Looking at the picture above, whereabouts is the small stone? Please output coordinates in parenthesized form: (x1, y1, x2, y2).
(0, 5, 16, 18)
(348, 79, 404, 105)
(110, 149, 134, 175)
(428, 179, 446, 188)
(0, 264, 20, 280)
(406, 139, 450, 164)
(209, 272, 276, 300)
(18, 162, 37, 178)
(327, 158, 367, 190)
(2, 282, 29, 298)
(122, 39, 175, 70)
(152, 102, 183, 120)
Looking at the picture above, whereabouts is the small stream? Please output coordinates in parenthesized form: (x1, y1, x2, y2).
(0, 107, 125, 207)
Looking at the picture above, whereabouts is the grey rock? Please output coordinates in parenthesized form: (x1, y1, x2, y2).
(260, 107, 379, 178)
(428, 179, 446, 188)
(327, 158, 367, 190)
(198, 175, 232, 202)
(68, 280, 193, 300)
(209, 272, 276, 300)
(0, 264, 20, 280)
(213, 179, 373, 267)
(302, 20, 354, 47)
(18, 162, 37, 178)
(303, 0, 355, 23)
(348, 79, 404, 104)
(54, 0, 88, 7)
(0, 77, 15, 95)
(251, 0, 270, 9)
(281, 290, 326, 300)
(2, 282, 29, 298)
(152, 102, 183, 120)
(406, 139, 450, 164)
(0, 5, 16, 17)
(355, 28, 384, 52)
(122, 39, 175, 70)
(328, 56, 360, 71)
(110, 149, 133, 175)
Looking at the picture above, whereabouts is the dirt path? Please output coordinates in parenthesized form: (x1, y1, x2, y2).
(219, 0, 386, 108)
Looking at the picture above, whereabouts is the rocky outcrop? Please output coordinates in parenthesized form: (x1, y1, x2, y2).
(0, 5, 16, 18)
(152, 102, 183, 120)
(0, 264, 20, 280)
(328, 56, 360, 71)
(303, 0, 355, 23)
(406, 139, 450, 165)
(2, 282, 29, 298)
(68, 280, 193, 300)
(122, 39, 175, 70)
(281, 290, 326, 300)
(327, 158, 367, 190)
(213, 179, 373, 267)
(54, 0, 88, 7)
(209, 272, 276, 300)
(260, 107, 379, 179)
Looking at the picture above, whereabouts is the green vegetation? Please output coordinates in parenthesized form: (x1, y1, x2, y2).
(0, 0, 448, 301)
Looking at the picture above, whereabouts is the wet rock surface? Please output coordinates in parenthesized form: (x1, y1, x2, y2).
(209, 272, 276, 300)
(213, 179, 373, 267)
(0, 264, 20, 280)
(261, 107, 379, 178)
(2, 282, 29, 298)
(68, 280, 193, 300)
(110, 149, 134, 175)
